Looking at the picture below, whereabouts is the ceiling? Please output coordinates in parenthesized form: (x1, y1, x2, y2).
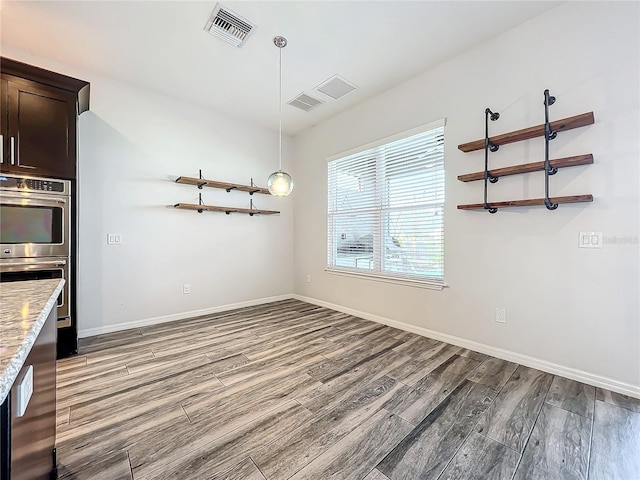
(0, 1, 561, 136)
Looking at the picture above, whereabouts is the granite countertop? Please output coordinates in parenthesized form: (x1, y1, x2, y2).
(0, 279, 65, 403)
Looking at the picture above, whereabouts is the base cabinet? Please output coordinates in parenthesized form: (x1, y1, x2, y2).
(1, 306, 57, 480)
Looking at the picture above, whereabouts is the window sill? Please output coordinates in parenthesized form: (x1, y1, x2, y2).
(325, 267, 447, 291)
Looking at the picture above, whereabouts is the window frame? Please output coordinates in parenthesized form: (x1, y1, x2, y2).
(325, 119, 446, 290)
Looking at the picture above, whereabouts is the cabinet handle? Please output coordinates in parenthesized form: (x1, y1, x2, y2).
(10, 136, 16, 165)
(0, 135, 3, 164)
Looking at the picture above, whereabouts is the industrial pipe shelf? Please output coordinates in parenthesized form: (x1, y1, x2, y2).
(457, 194, 593, 211)
(175, 176, 270, 195)
(457, 90, 594, 213)
(174, 203, 279, 216)
(457, 154, 593, 182)
(457, 112, 594, 153)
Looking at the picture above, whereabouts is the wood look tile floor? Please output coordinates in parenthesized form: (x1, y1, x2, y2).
(55, 300, 640, 480)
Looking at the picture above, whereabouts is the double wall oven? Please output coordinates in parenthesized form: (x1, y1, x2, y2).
(0, 174, 72, 331)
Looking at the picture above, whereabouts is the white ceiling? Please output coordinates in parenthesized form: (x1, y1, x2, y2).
(1, 1, 561, 136)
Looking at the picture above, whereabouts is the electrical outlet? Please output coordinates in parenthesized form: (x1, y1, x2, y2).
(107, 233, 122, 245)
(183, 284, 191, 294)
(306, 274, 311, 283)
(495, 308, 506, 324)
(16, 365, 33, 417)
(579, 232, 602, 248)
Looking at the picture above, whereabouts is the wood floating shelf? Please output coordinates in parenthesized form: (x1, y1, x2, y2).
(457, 154, 593, 182)
(457, 194, 593, 211)
(175, 176, 270, 195)
(174, 203, 279, 216)
(457, 112, 595, 153)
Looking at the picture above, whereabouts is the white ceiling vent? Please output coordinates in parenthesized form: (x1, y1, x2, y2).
(287, 93, 324, 112)
(204, 4, 256, 48)
(316, 75, 357, 99)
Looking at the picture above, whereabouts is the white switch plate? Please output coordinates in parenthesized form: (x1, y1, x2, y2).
(579, 232, 602, 248)
(107, 233, 122, 245)
(16, 365, 34, 417)
(495, 308, 506, 324)
(306, 274, 311, 283)
(183, 284, 191, 294)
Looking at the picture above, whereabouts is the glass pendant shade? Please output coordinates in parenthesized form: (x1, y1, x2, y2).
(267, 170, 294, 196)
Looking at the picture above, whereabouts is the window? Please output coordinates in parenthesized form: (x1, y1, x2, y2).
(327, 119, 445, 288)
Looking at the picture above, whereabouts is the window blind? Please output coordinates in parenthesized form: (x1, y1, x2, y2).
(327, 121, 445, 286)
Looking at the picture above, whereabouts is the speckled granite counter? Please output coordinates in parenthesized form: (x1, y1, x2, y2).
(0, 279, 64, 403)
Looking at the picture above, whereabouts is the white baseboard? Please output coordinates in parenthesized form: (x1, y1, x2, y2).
(78, 294, 293, 338)
(292, 294, 640, 400)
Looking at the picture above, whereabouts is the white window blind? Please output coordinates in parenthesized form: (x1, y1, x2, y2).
(327, 120, 445, 287)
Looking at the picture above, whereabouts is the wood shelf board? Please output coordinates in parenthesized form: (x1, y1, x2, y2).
(174, 203, 279, 215)
(457, 154, 594, 182)
(457, 112, 595, 153)
(457, 194, 593, 210)
(175, 176, 270, 195)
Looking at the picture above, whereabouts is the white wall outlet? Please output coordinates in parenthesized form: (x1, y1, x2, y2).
(306, 274, 311, 283)
(16, 365, 34, 417)
(495, 308, 507, 324)
(183, 284, 191, 294)
(579, 232, 602, 248)
(107, 233, 122, 245)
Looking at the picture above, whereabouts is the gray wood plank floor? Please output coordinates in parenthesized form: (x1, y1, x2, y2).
(56, 299, 640, 480)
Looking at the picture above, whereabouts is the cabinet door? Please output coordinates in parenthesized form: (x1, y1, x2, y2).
(6, 78, 76, 179)
(0, 78, 7, 172)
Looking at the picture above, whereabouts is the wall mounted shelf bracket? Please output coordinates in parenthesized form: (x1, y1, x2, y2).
(543, 89, 558, 210)
(483, 108, 500, 213)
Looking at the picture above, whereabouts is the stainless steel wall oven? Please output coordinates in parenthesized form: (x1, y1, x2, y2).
(0, 174, 72, 329)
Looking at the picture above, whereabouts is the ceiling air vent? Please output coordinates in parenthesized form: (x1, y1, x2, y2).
(204, 4, 256, 48)
(287, 93, 324, 112)
(316, 75, 357, 100)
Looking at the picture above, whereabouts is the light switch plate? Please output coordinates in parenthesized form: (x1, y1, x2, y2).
(16, 365, 33, 417)
(107, 233, 122, 245)
(579, 232, 602, 248)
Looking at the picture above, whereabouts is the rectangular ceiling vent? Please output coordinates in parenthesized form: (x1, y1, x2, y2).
(287, 93, 324, 112)
(316, 75, 357, 100)
(204, 3, 256, 48)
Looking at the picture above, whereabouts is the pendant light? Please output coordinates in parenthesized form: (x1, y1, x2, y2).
(267, 35, 294, 197)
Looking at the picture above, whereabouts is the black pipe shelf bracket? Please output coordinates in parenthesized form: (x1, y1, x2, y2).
(543, 89, 559, 210)
(196, 169, 207, 189)
(197, 192, 205, 213)
(483, 108, 500, 213)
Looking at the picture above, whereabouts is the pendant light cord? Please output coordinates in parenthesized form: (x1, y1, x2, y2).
(278, 43, 283, 172)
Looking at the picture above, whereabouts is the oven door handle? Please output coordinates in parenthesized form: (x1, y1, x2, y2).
(0, 193, 67, 204)
(1, 259, 67, 268)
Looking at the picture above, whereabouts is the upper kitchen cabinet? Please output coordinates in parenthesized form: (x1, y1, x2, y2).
(0, 57, 90, 179)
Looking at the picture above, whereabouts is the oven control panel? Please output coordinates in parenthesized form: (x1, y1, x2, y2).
(0, 175, 68, 194)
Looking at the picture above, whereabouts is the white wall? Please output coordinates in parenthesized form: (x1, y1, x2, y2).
(2, 46, 294, 336)
(292, 2, 640, 393)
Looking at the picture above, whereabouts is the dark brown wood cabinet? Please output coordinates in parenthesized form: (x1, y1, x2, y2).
(0, 57, 90, 180)
(2, 77, 77, 178)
